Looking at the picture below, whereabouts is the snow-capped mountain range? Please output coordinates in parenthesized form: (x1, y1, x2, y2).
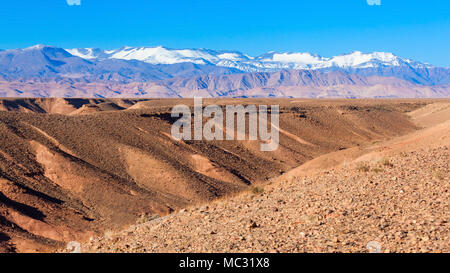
(0, 45, 448, 98)
(66, 46, 432, 72)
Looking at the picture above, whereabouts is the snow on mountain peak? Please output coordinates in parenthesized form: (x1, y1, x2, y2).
(66, 48, 106, 59)
(327, 51, 399, 68)
(259, 52, 325, 65)
(25, 44, 58, 51)
(64, 46, 432, 71)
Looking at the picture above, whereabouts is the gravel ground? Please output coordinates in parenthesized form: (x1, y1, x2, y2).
(82, 144, 449, 253)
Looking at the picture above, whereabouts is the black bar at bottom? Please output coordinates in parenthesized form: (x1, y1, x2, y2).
(0, 253, 446, 272)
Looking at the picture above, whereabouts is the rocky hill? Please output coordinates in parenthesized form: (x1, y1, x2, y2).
(0, 98, 431, 252)
(80, 102, 450, 253)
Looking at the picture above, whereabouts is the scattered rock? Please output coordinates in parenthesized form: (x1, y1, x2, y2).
(247, 220, 259, 230)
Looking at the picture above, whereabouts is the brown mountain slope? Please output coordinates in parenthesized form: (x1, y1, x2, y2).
(0, 98, 434, 252)
(81, 102, 449, 253)
(1, 70, 449, 98)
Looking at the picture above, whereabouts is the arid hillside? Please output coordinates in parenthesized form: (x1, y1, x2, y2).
(81, 101, 450, 253)
(0, 98, 440, 252)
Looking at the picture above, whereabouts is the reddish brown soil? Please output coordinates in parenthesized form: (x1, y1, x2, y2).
(0, 98, 442, 252)
(82, 101, 450, 253)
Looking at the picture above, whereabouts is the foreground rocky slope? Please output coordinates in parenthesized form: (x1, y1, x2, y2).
(0, 98, 427, 252)
(84, 146, 449, 253)
(81, 102, 449, 253)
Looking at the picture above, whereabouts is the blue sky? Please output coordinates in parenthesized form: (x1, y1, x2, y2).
(0, 0, 449, 66)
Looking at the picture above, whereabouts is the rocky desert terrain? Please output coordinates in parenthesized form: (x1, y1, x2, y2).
(0, 98, 448, 253)
(81, 100, 449, 253)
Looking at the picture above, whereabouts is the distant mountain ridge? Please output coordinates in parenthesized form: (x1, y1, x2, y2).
(0, 45, 449, 98)
(0, 45, 241, 82)
(66, 45, 434, 72)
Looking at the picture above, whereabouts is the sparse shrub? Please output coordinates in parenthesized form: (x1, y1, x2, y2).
(372, 167, 383, 173)
(356, 162, 370, 172)
(250, 186, 264, 194)
(380, 157, 393, 167)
